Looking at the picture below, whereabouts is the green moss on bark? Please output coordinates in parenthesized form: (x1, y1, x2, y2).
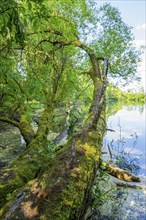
(0, 126, 104, 219)
(0, 136, 49, 209)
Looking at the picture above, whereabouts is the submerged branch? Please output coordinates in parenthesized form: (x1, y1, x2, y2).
(100, 160, 141, 182)
(115, 181, 146, 191)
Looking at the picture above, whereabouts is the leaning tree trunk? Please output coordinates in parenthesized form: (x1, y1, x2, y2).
(0, 105, 54, 208)
(0, 39, 108, 219)
(1, 90, 106, 220)
(0, 63, 108, 220)
(0, 59, 66, 209)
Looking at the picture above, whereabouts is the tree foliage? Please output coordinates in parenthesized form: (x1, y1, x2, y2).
(0, 0, 143, 151)
(0, 0, 142, 153)
(0, 1, 143, 218)
(0, 1, 141, 125)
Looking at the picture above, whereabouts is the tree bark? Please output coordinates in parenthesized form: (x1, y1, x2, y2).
(0, 61, 64, 208)
(0, 40, 108, 219)
(0, 30, 141, 220)
(0, 105, 54, 208)
(100, 160, 141, 182)
(0, 82, 106, 220)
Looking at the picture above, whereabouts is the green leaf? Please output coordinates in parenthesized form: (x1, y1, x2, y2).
(101, 161, 107, 167)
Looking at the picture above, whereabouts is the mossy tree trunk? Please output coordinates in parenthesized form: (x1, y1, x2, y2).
(0, 103, 35, 147)
(0, 88, 59, 208)
(0, 106, 52, 208)
(0, 45, 108, 219)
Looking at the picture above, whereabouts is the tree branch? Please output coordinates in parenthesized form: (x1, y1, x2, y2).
(28, 29, 103, 80)
(0, 116, 19, 127)
(100, 160, 141, 182)
(0, 7, 11, 14)
(114, 181, 146, 190)
(0, 45, 8, 54)
(11, 77, 24, 94)
(102, 58, 109, 77)
(27, 29, 64, 37)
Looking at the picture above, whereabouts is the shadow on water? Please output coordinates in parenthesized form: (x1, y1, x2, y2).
(90, 103, 146, 220)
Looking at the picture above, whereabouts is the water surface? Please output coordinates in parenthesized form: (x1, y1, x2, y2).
(98, 104, 146, 220)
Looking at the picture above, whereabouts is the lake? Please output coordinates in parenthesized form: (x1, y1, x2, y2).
(104, 104, 146, 177)
(93, 104, 146, 220)
(0, 104, 145, 219)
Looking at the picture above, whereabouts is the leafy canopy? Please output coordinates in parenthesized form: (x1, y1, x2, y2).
(0, 0, 142, 125)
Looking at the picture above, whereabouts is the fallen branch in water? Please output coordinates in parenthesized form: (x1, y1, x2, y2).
(107, 144, 112, 160)
(100, 160, 141, 182)
(106, 128, 116, 132)
(114, 181, 146, 191)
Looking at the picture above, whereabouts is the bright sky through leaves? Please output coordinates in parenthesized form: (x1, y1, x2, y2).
(98, 0, 146, 91)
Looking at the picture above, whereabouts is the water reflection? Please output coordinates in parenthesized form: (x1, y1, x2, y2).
(104, 105, 146, 176)
(125, 104, 145, 115)
(91, 104, 146, 220)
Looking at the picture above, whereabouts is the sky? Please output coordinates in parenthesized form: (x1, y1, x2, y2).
(97, 0, 146, 91)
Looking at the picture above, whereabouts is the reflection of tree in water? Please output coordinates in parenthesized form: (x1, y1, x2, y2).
(109, 137, 140, 176)
(107, 117, 140, 175)
(90, 171, 128, 220)
(126, 105, 145, 115)
(114, 153, 140, 175)
(90, 119, 144, 220)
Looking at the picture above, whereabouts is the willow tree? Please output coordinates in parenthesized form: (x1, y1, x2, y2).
(0, 0, 141, 219)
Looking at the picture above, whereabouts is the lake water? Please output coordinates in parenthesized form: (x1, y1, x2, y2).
(104, 104, 146, 177)
(94, 104, 146, 220)
(0, 104, 145, 219)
